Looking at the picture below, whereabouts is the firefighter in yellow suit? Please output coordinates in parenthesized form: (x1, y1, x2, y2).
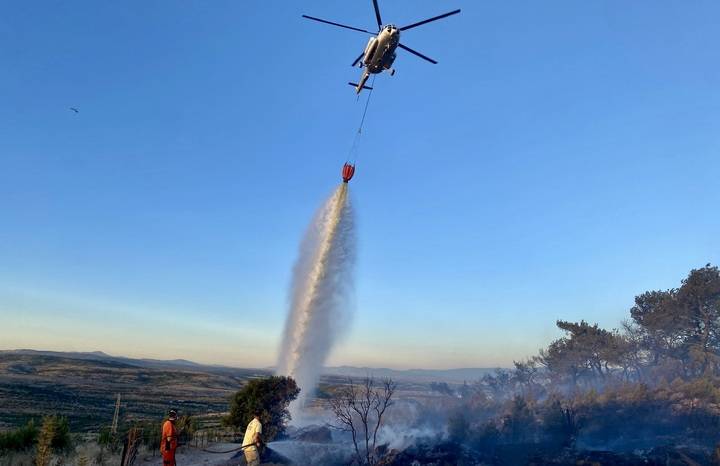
(243, 412, 263, 466)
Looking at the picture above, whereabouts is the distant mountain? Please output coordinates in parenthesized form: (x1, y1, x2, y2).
(2, 349, 262, 375)
(2, 350, 497, 383)
(323, 366, 499, 383)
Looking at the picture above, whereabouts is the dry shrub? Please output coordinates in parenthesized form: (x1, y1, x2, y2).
(35, 417, 56, 466)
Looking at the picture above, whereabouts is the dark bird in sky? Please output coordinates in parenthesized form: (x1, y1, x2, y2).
(69, 107, 79, 113)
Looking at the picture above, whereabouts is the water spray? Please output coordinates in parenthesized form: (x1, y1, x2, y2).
(276, 182, 356, 419)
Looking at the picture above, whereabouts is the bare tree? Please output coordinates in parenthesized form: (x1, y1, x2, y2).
(329, 377, 396, 465)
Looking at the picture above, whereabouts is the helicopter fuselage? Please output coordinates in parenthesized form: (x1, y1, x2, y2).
(362, 25, 400, 73)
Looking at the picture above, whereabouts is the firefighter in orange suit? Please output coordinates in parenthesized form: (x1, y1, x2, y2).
(160, 409, 178, 465)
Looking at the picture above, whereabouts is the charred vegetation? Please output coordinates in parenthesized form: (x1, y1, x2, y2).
(419, 264, 720, 464)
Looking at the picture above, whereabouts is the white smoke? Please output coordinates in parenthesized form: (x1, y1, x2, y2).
(277, 184, 356, 419)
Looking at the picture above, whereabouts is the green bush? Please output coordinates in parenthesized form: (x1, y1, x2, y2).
(224, 375, 299, 442)
(46, 416, 70, 451)
(0, 421, 38, 452)
(0, 417, 70, 454)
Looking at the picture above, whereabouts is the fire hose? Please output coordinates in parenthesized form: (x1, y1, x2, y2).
(186, 441, 261, 454)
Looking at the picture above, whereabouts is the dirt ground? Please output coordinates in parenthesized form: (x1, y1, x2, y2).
(137, 443, 245, 465)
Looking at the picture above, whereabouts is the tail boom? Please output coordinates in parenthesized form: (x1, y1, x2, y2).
(350, 71, 371, 94)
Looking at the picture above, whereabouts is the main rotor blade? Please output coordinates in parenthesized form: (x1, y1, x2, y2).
(372, 0, 383, 30)
(399, 9, 461, 31)
(301, 15, 374, 34)
(398, 43, 438, 64)
(351, 52, 364, 67)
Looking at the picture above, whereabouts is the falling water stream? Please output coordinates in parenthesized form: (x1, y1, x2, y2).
(276, 183, 356, 419)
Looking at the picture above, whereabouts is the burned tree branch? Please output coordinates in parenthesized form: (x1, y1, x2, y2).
(328, 376, 396, 465)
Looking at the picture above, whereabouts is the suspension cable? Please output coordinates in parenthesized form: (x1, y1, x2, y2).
(357, 74, 376, 135)
(348, 74, 376, 163)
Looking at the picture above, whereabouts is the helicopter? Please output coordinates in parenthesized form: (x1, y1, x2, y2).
(302, 0, 460, 94)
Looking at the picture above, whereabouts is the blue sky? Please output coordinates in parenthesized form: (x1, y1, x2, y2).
(1, 1, 719, 369)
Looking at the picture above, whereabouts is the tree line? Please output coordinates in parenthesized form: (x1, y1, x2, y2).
(438, 264, 720, 460)
(478, 264, 720, 398)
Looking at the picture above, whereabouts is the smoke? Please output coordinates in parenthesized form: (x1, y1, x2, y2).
(268, 441, 354, 466)
(277, 184, 356, 419)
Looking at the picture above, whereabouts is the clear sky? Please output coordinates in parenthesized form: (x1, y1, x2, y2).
(2, 1, 719, 369)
